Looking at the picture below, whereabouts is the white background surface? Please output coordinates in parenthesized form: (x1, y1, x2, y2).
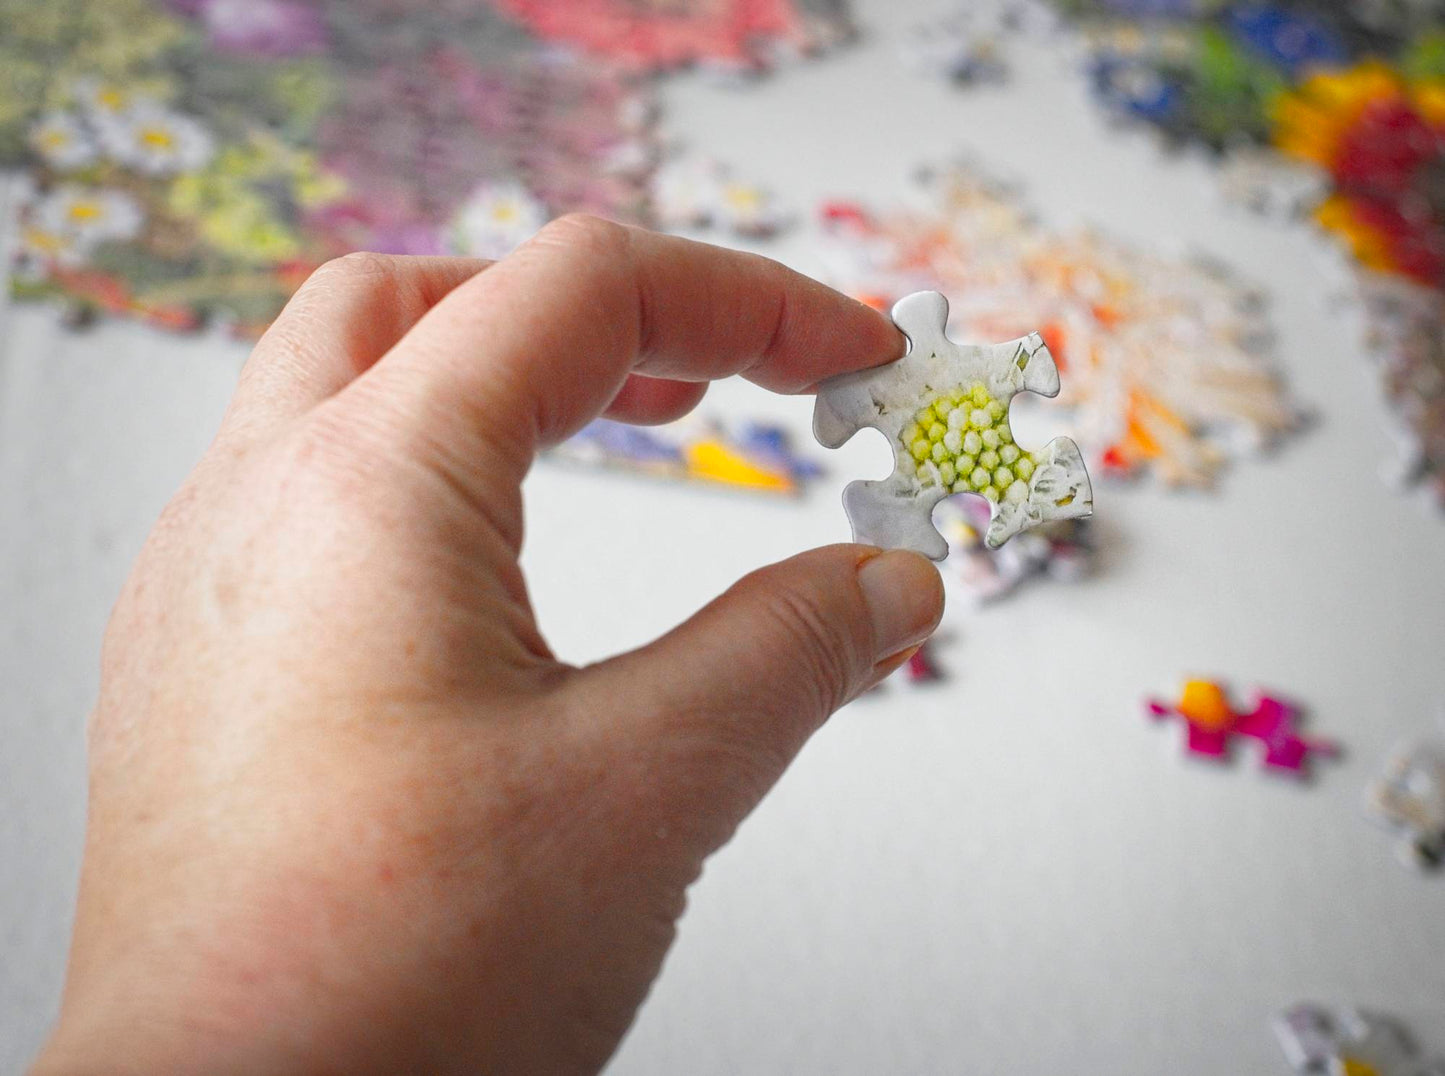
(3, 3, 1444, 1072)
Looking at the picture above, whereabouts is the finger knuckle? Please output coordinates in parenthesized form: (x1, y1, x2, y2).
(536, 212, 631, 258)
(758, 583, 858, 715)
(299, 251, 401, 300)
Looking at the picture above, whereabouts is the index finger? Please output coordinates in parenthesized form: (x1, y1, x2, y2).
(352, 215, 904, 466)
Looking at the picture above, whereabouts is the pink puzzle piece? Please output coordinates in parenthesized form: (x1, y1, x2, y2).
(1147, 681, 1338, 778)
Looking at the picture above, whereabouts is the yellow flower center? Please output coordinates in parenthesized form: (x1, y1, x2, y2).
(67, 201, 103, 223)
(490, 202, 520, 224)
(23, 227, 69, 254)
(139, 126, 176, 150)
(898, 383, 1037, 504)
(96, 88, 126, 112)
(723, 185, 761, 211)
(40, 131, 70, 150)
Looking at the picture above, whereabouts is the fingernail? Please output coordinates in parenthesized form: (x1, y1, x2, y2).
(856, 551, 943, 660)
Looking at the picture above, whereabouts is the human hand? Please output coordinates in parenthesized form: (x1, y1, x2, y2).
(34, 218, 944, 1075)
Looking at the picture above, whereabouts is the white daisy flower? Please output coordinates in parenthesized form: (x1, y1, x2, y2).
(447, 182, 548, 260)
(97, 101, 215, 176)
(653, 157, 726, 231)
(17, 223, 88, 271)
(654, 157, 789, 238)
(714, 179, 788, 238)
(72, 78, 133, 119)
(28, 112, 98, 171)
(34, 185, 145, 246)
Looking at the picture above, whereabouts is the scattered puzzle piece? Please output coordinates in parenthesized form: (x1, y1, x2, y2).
(1365, 736, 1445, 873)
(1146, 680, 1338, 778)
(813, 290, 1093, 560)
(549, 416, 821, 495)
(936, 495, 1092, 604)
(1274, 1003, 1445, 1076)
(904, 641, 944, 684)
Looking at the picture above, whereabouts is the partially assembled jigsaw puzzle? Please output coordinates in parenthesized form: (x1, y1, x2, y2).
(814, 290, 1093, 559)
(818, 164, 1304, 490)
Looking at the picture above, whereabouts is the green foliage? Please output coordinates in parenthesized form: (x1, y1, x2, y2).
(1188, 26, 1287, 148)
(1402, 32, 1445, 82)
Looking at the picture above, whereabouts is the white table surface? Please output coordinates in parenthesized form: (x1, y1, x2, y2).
(3, 3, 1443, 1073)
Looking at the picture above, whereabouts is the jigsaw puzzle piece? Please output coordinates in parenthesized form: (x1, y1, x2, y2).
(1365, 738, 1445, 872)
(1274, 1003, 1443, 1076)
(814, 290, 1093, 559)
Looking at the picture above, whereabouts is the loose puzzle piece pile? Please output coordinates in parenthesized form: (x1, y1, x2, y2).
(1147, 680, 1338, 778)
(814, 290, 1093, 560)
(1365, 735, 1445, 873)
(549, 416, 823, 495)
(1274, 1003, 1445, 1076)
(818, 164, 1303, 489)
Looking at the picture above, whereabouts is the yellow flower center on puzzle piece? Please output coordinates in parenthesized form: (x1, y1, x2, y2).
(23, 227, 70, 255)
(491, 202, 520, 223)
(897, 383, 1036, 504)
(139, 126, 176, 150)
(67, 202, 102, 223)
(1340, 1059, 1381, 1076)
(1178, 680, 1233, 732)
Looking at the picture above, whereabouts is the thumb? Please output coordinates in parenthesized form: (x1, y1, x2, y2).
(580, 545, 944, 850)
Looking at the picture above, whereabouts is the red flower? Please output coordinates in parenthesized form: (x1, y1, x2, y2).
(491, 0, 815, 70)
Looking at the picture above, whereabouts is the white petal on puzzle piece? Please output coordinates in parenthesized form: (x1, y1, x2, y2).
(813, 289, 1093, 560)
(843, 479, 950, 561)
(984, 436, 1093, 550)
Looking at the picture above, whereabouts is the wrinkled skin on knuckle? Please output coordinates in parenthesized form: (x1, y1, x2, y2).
(307, 249, 405, 290)
(752, 578, 864, 721)
(534, 212, 632, 259)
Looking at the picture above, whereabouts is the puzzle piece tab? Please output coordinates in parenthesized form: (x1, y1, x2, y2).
(1274, 1003, 1445, 1076)
(813, 290, 1093, 560)
(1146, 680, 1338, 778)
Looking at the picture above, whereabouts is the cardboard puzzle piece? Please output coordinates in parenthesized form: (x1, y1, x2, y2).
(1146, 680, 1338, 778)
(1274, 1003, 1445, 1076)
(813, 290, 1093, 560)
(1365, 737, 1445, 873)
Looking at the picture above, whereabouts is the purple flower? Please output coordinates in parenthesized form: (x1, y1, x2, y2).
(169, 0, 328, 56)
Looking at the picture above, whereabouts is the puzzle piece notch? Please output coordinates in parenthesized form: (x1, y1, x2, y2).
(1365, 738, 1445, 873)
(1147, 680, 1339, 778)
(813, 290, 1093, 560)
(1274, 1003, 1445, 1076)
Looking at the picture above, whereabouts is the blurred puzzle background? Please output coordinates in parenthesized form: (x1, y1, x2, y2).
(2, 2, 1443, 1073)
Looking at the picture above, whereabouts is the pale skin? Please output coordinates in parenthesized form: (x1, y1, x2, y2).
(33, 216, 944, 1076)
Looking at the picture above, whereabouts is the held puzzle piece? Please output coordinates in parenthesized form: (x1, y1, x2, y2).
(1147, 680, 1338, 778)
(813, 290, 1093, 560)
(1274, 1003, 1445, 1076)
